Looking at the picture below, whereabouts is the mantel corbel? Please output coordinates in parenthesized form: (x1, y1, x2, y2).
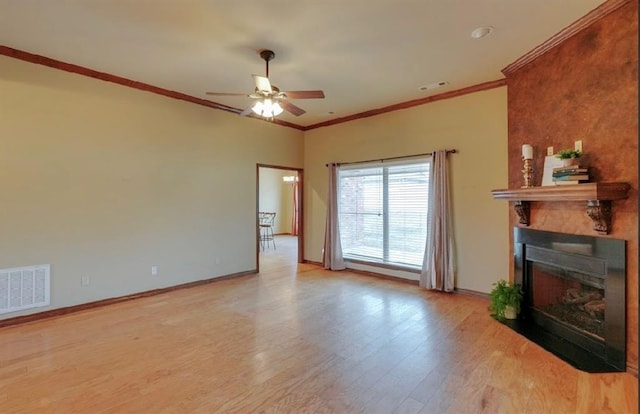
(586, 200, 612, 235)
(513, 201, 530, 226)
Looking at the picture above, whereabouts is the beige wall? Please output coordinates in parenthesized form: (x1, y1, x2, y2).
(0, 56, 304, 319)
(280, 171, 296, 234)
(304, 87, 509, 293)
(1, 51, 509, 322)
(258, 168, 295, 233)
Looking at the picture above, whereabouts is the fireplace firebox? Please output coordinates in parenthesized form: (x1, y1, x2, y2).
(509, 228, 626, 372)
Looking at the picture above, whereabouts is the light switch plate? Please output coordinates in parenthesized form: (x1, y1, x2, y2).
(575, 140, 583, 152)
(547, 146, 554, 156)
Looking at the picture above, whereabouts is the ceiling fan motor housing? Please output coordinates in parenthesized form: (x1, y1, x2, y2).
(259, 49, 275, 62)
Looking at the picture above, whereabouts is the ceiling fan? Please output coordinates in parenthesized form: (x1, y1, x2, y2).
(205, 49, 325, 118)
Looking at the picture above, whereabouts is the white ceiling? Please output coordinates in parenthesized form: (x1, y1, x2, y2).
(0, 0, 604, 128)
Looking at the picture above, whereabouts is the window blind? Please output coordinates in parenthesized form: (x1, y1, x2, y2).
(338, 158, 430, 268)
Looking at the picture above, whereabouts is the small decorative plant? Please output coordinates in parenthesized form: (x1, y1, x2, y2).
(488, 279, 523, 321)
(555, 149, 582, 160)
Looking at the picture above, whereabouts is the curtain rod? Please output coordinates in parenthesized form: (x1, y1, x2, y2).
(326, 149, 457, 167)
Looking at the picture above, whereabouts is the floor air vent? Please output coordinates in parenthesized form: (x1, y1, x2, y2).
(0, 265, 50, 314)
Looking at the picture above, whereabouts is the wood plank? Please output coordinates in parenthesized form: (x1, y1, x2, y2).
(0, 252, 636, 413)
(491, 182, 631, 201)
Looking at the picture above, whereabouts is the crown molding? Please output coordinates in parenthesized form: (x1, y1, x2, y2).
(502, 0, 631, 76)
(0, 45, 305, 131)
(1, 45, 506, 131)
(303, 79, 507, 131)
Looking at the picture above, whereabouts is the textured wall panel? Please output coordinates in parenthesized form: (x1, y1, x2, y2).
(506, 1, 638, 373)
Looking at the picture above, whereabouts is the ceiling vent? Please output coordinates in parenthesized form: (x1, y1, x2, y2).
(418, 81, 449, 91)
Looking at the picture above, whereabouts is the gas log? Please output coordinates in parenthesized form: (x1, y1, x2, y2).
(562, 288, 603, 305)
(582, 299, 605, 318)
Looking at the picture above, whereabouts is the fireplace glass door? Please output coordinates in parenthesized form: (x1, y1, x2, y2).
(531, 262, 605, 340)
(514, 228, 626, 372)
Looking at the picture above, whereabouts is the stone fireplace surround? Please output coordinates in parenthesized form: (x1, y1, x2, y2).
(508, 228, 626, 372)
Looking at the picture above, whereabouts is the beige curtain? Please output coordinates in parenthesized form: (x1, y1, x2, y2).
(323, 163, 346, 270)
(420, 150, 455, 291)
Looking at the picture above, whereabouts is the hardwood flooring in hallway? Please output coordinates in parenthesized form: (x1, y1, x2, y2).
(0, 253, 637, 413)
(259, 234, 299, 273)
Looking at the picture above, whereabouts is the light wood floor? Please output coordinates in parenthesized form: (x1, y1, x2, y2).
(1, 237, 637, 413)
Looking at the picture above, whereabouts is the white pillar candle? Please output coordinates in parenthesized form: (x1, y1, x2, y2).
(522, 144, 533, 160)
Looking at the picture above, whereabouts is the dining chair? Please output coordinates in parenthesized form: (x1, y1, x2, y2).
(258, 212, 276, 250)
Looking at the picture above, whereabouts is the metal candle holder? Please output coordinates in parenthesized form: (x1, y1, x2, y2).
(521, 158, 533, 188)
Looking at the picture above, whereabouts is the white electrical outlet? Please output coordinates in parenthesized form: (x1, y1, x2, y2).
(151, 265, 158, 276)
(81, 276, 90, 287)
(547, 146, 554, 156)
(575, 140, 583, 152)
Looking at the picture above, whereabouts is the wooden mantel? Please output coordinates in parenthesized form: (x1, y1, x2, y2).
(491, 182, 631, 234)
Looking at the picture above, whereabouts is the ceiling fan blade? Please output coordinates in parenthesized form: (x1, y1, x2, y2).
(279, 100, 306, 116)
(205, 92, 247, 97)
(240, 105, 254, 116)
(252, 75, 272, 93)
(282, 90, 325, 99)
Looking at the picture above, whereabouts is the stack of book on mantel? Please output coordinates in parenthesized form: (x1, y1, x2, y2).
(552, 165, 589, 185)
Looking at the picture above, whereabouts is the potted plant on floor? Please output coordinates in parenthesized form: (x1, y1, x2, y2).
(489, 279, 523, 321)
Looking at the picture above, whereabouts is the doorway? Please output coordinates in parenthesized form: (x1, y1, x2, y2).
(256, 164, 303, 272)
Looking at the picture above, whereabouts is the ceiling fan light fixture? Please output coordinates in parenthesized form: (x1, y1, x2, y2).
(272, 101, 284, 116)
(251, 100, 264, 115)
(251, 98, 283, 118)
(262, 98, 274, 117)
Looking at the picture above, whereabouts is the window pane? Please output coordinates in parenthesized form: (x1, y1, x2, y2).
(387, 164, 429, 266)
(338, 160, 429, 268)
(339, 168, 383, 261)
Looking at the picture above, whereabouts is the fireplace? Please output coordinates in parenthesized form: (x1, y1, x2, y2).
(510, 228, 626, 372)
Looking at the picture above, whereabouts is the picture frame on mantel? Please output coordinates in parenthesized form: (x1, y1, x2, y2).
(541, 155, 564, 186)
